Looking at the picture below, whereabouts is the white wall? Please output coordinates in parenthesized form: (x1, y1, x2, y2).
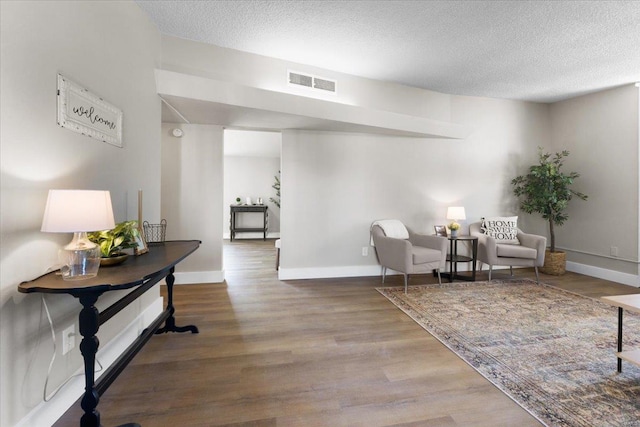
(280, 97, 549, 278)
(161, 124, 224, 282)
(0, 2, 161, 425)
(549, 85, 639, 276)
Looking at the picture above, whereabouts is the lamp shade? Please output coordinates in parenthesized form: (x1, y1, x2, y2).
(446, 206, 466, 221)
(41, 190, 116, 233)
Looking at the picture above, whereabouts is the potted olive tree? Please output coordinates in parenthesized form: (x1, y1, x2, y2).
(511, 148, 587, 275)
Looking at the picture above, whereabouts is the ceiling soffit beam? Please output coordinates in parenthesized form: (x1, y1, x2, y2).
(160, 96, 191, 124)
(155, 69, 471, 139)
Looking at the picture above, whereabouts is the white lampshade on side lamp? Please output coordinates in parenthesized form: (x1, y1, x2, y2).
(446, 206, 466, 222)
(41, 190, 116, 280)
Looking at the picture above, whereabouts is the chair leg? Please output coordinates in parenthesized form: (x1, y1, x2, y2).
(478, 262, 483, 272)
(275, 248, 280, 271)
(382, 267, 387, 283)
(510, 265, 514, 276)
(534, 266, 540, 284)
(488, 265, 493, 281)
(437, 269, 442, 285)
(404, 274, 409, 294)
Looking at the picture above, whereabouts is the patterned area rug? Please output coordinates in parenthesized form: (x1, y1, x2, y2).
(377, 279, 640, 427)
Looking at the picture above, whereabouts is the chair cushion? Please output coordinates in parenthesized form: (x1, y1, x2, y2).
(496, 243, 537, 259)
(482, 216, 519, 244)
(412, 246, 442, 264)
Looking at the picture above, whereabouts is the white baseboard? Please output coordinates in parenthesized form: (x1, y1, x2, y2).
(174, 270, 224, 284)
(279, 265, 382, 280)
(223, 232, 280, 240)
(16, 297, 164, 427)
(278, 263, 483, 281)
(566, 261, 639, 287)
(272, 261, 640, 289)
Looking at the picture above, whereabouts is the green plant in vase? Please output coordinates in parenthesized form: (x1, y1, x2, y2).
(511, 147, 587, 274)
(88, 220, 140, 258)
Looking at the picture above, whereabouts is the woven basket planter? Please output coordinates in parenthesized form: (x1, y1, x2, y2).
(541, 249, 566, 275)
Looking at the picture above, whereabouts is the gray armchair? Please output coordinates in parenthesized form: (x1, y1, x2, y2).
(371, 221, 447, 293)
(469, 221, 546, 283)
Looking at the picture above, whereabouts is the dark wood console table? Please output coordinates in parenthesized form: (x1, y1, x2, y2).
(18, 240, 200, 427)
(230, 204, 268, 241)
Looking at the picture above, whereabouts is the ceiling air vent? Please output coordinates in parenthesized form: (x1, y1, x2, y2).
(313, 77, 336, 93)
(289, 71, 313, 88)
(288, 70, 337, 95)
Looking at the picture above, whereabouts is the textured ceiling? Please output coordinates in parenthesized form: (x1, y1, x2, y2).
(137, 0, 640, 103)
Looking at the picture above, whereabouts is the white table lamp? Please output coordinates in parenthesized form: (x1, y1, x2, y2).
(446, 206, 466, 222)
(41, 190, 116, 280)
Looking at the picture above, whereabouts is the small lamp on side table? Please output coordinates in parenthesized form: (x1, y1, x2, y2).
(41, 190, 116, 280)
(446, 206, 466, 237)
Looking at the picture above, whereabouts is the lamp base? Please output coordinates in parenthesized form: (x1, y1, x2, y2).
(59, 232, 101, 280)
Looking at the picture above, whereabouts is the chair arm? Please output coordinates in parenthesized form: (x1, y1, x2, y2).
(476, 234, 498, 264)
(518, 232, 547, 266)
(409, 232, 448, 268)
(374, 235, 413, 273)
(409, 232, 447, 252)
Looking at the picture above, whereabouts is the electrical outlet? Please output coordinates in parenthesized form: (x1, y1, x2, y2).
(610, 246, 618, 257)
(362, 247, 369, 256)
(62, 325, 75, 355)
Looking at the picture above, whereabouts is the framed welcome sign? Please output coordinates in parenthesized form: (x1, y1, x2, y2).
(57, 74, 123, 147)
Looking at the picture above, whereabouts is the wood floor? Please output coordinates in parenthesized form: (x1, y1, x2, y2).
(54, 240, 639, 427)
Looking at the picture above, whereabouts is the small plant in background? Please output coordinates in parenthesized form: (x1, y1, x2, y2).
(270, 170, 281, 208)
(448, 221, 460, 231)
(235, 197, 241, 204)
(88, 220, 140, 258)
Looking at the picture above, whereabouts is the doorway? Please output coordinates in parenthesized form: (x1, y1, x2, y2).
(222, 129, 282, 273)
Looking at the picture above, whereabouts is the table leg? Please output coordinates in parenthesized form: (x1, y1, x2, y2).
(453, 239, 459, 279)
(448, 238, 454, 283)
(263, 209, 267, 241)
(156, 267, 199, 334)
(230, 209, 235, 242)
(471, 239, 478, 281)
(617, 306, 623, 372)
(78, 293, 101, 427)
